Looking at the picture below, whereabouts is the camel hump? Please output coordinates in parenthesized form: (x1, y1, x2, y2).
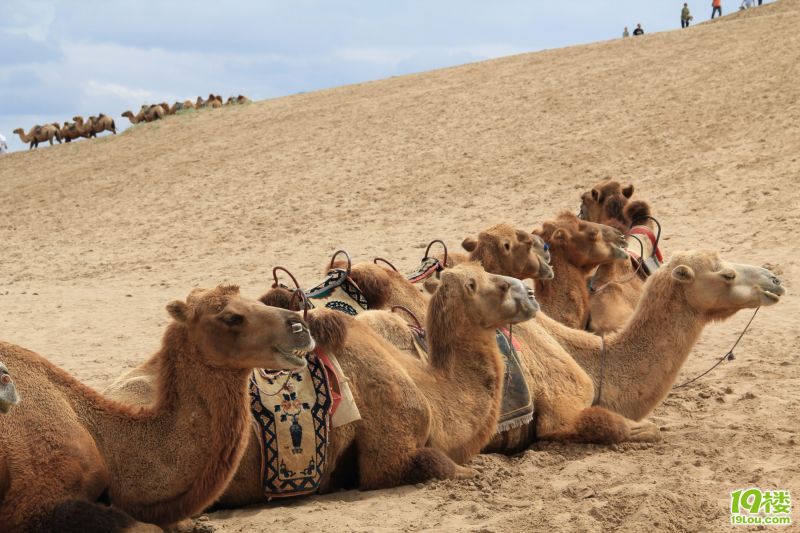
(306, 310, 350, 353)
(624, 200, 653, 227)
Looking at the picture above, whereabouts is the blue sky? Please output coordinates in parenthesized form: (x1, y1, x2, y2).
(1, 1, 756, 152)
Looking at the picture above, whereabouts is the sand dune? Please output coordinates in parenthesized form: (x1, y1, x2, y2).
(1, 1, 798, 531)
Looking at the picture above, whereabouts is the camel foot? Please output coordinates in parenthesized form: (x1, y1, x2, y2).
(453, 465, 479, 480)
(628, 421, 662, 443)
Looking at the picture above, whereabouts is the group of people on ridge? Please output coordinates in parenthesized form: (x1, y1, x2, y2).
(623, 0, 766, 37)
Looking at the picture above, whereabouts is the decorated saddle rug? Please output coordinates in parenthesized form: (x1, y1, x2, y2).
(495, 328, 535, 433)
(249, 351, 332, 498)
(305, 268, 369, 315)
(406, 256, 444, 283)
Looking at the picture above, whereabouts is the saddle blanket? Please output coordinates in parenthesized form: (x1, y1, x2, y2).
(495, 328, 535, 433)
(249, 352, 332, 498)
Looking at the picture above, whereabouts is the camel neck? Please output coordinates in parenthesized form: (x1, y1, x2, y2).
(534, 251, 590, 328)
(84, 325, 251, 525)
(594, 277, 706, 420)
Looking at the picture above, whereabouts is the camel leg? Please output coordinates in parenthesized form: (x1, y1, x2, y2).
(538, 405, 661, 444)
(26, 499, 161, 533)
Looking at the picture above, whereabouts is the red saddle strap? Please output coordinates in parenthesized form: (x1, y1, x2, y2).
(314, 347, 342, 417)
(628, 226, 663, 262)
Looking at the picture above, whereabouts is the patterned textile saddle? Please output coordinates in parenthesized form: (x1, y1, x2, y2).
(405, 239, 447, 283)
(249, 349, 331, 498)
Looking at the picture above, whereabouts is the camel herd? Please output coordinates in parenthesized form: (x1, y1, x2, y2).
(11, 94, 251, 150)
(122, 94, 252, 124)
(0, 180, 784, 531)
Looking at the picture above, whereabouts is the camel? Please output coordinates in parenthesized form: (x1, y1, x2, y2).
(0, 362, 19, 413)
(206, 94, 222, 109)
(0, 285, 315, 530)
(60, 121, 85, 142)
(72, 116, 97, 138)
(532, 212, 629, 329)
(89, 114, 117, 136)
(578, 179, 635, 224)
(107, 264, 539, 509)
(226, 95, 252, 105)
(195, 96, 206, 108)
(158, 102, 172, 115)
(122, 105, 164, 125)
(340, 250, 784, 452)
(170, 101, 195, 114)
(461, 224, 554, 281)
(12, 124, 61, 150)
(578, 180, 663, 333)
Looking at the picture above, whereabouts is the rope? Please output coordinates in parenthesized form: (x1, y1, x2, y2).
(673, 307, 760, 389)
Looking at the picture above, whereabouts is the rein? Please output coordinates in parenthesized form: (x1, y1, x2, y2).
(673, 307, 760, 389)
(592, 334, 606, 406)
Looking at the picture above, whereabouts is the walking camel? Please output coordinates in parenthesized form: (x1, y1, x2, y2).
(12, 124, 61, 150)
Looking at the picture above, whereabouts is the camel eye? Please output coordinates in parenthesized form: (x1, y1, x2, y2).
(219, 313, 244, 326)
(720, 271, 736, 281)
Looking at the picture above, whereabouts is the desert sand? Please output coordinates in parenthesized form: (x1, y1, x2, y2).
(1, 2, 798, 531)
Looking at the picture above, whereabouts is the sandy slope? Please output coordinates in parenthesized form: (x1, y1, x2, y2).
(1, 2, 799, 531)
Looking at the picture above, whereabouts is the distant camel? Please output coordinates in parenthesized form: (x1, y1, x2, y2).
(12, 124, 61, 150)
(89, 114, 116, 136)
(0, 285, 314, 530)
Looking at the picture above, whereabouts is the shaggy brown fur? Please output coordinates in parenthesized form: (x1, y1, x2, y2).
(106, 265, 537, 507)
(578, 179, 634, 225)
(336, 252, 781, 450)
(0, 286, 314, 530)
(89, 114, 116, 136)
(12, 125, 61, 150)
(533, 212, 628, 329)
(462, 224, 554, 281)
(72, 116, 97, 139)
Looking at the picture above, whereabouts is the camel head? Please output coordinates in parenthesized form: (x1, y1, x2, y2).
(167, 285, 314, 371)
(536, 212, 629, 268)
(0, 362, 20, 414)
(461, 224, 554, 281)
(430, 263, 538, 329)
(579, 180, 634, 224)
(122, 111, 134, 119)
(12, 128, 23, 135)
(666, 251, 784, 320)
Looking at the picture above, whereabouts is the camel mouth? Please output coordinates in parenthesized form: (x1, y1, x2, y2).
(610, 243, 629, 260)
(276, 346, 311, 369)
(761, 288, 783, 304)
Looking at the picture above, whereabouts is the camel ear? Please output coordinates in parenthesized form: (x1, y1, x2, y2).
(671, 265, 695, 283)
(551, 228, 567, 243)
(622, 184, 634, 198)
(591, 189, 600, 202)
(462, 236, 478, 252)
(422, 277, 441, 294)
(167, 300, 189, 322)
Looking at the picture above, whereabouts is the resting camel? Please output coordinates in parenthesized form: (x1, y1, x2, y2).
(170, 101, 194, 114)
(107, 264, 539, 508)
(343, 250, 784, 452)
(205, 94, 222, 108)
(12, 124, 61, 150)
(0, 362, 19, 413)
(226, 95, 252, 105)
(533, 212, 629, 329)
(0, 285, 315, 530)
(89, 114, 117, 136)
(578, 180, 662, 333)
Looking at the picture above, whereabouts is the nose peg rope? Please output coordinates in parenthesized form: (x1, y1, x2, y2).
(673, 307, 760, 389)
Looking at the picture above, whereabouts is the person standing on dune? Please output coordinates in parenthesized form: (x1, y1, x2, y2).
(681, 3, 693, 27)
(712, 0, 722, 18)
(623, 26, 630, 37)
(632, 23, 644, 35)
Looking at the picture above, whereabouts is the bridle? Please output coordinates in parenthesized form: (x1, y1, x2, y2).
(673, 307, 760, 389)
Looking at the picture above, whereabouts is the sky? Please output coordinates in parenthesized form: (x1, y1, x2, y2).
(0, 0, 756, 152)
